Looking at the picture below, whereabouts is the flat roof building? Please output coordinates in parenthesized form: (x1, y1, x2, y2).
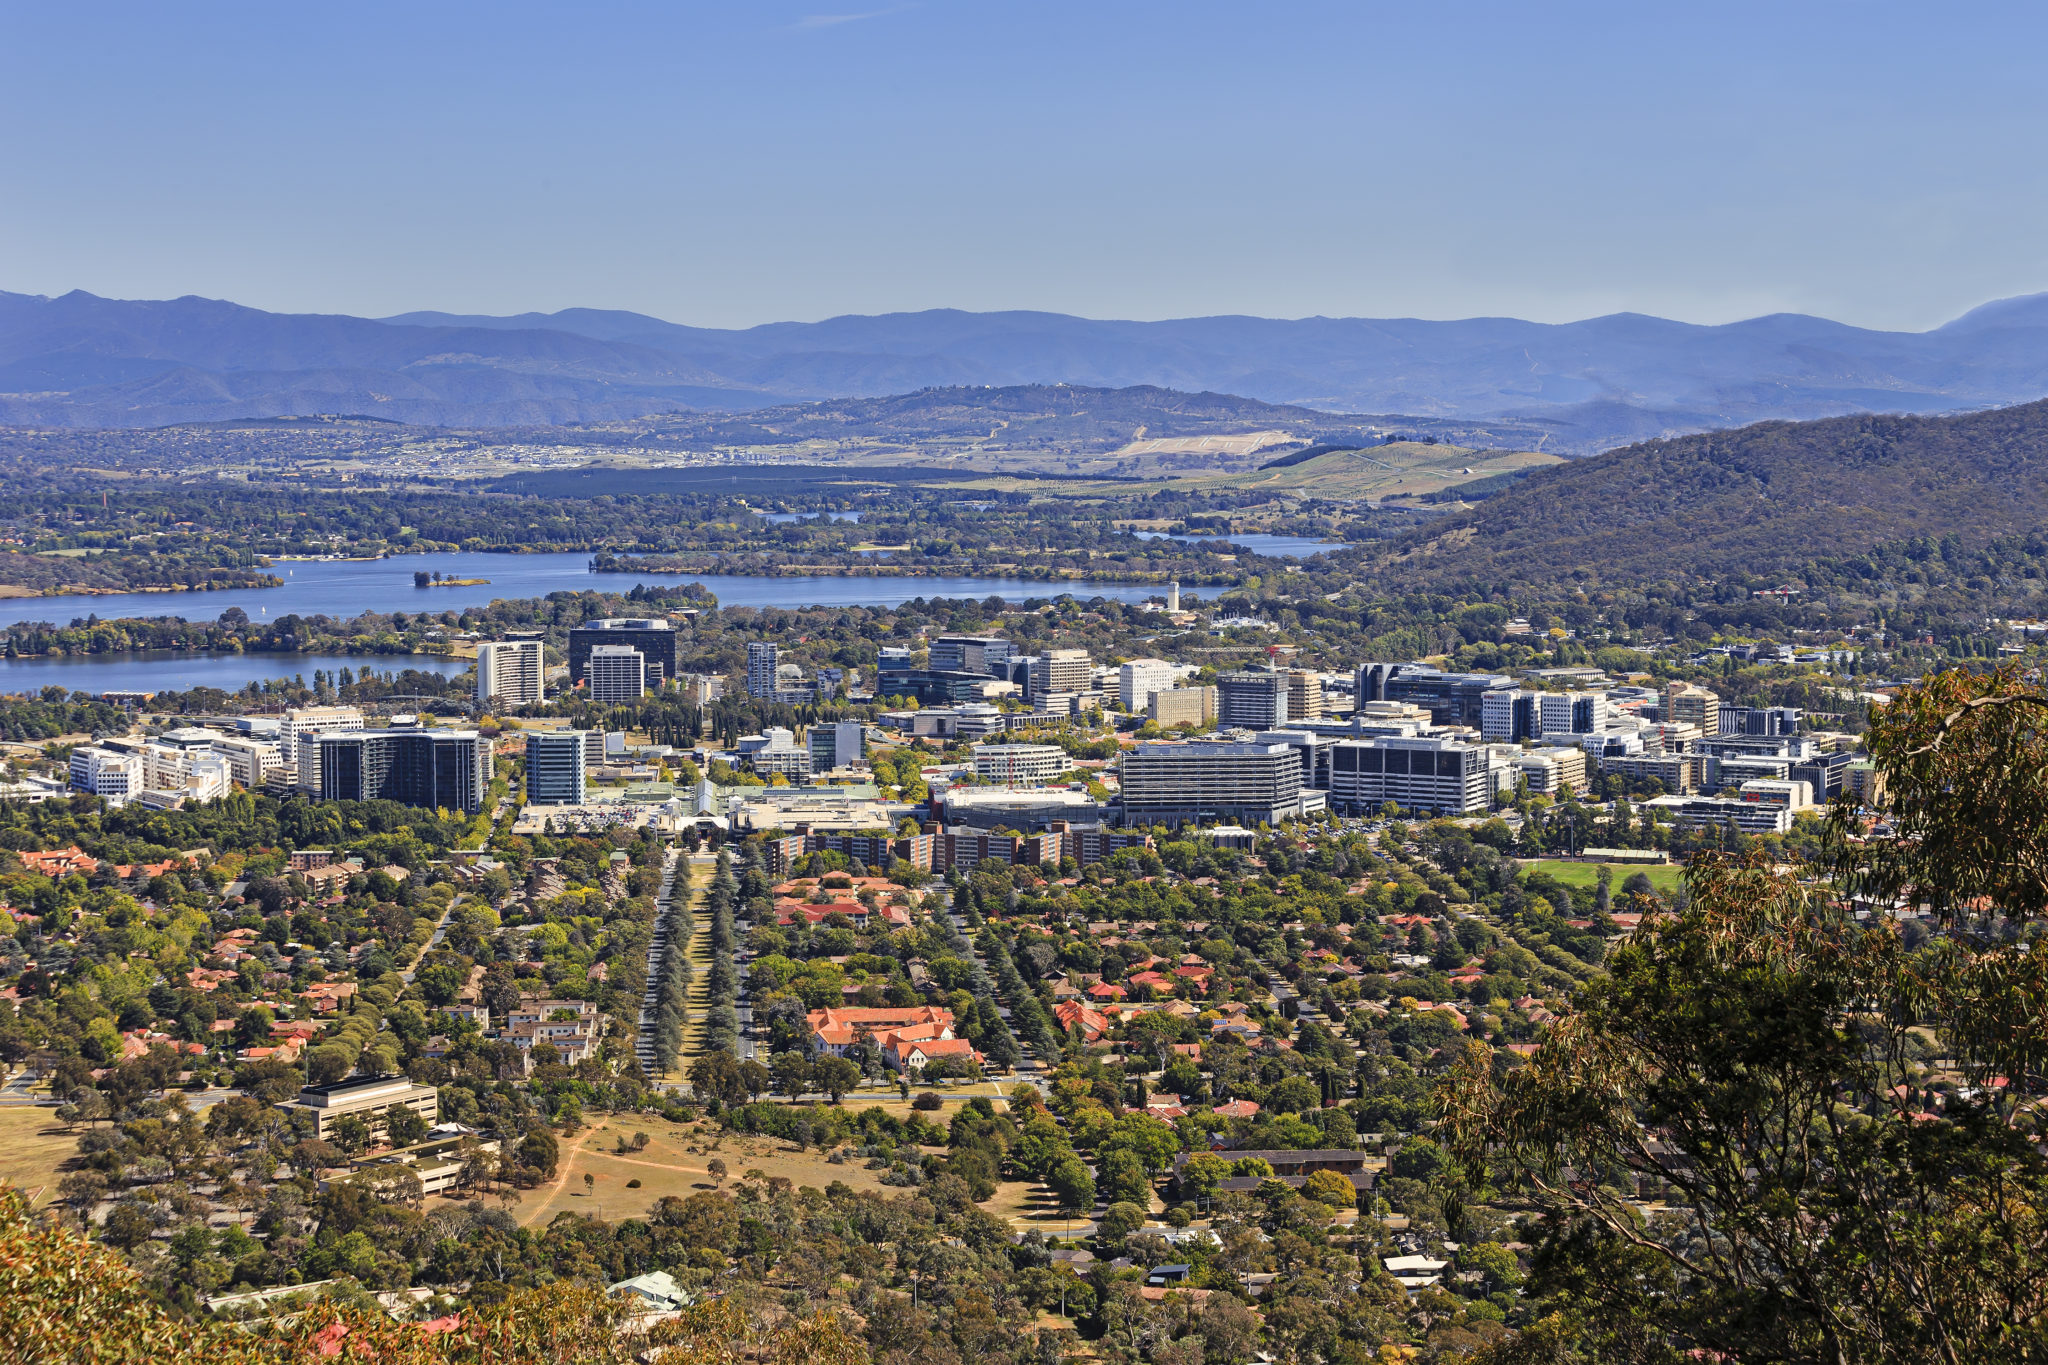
(281, 1074, 439, 1143)
(1119, 741, 1305, 828)
(1328, 736, 1491, 816)
(569, 619, 675, 687)
(477, 639, 545, 707)
(586, 644, 647, 704)
(525, 729, 587, 806)
(315, 728, 489, 813)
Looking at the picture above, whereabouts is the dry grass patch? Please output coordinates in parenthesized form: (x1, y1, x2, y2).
(0, 1107, 80, 1205)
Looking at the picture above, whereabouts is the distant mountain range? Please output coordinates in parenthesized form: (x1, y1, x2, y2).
(7, 288, 2048, 450)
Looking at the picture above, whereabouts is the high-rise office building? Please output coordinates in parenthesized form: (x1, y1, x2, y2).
(806, 720, 867, 773)
(1285, 669, 1325, 722)
(1328, 736, 1490, 816)
(315, 729, 489, 813)
(1119, 659, 1177, 712)
(1029, 649, 1090, 701)
(746, 641, 781, 699)
(929, 634, 1013, 677)
(524, 730, 587, 806)
(1355, 662, 1410, 705)
(1482, 689, 1539, 742)
(1663, 683, 1719, 731)
(476, 640, 545, 707)
(283, 705, 365, 792)
(1537, 691, 1608, 737)
(568, 619, 675, 687)
(1216, 669, 1291, 729)
(586, 645, 647, 704)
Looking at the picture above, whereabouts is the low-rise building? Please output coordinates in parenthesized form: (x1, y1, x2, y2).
(282, 1074, 440, 1144)
(971, 742, 1068, 784)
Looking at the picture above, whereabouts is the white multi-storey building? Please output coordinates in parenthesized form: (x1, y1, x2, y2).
(746, 642, 781, 699)
(69, 747, 144, 805)
(476, 640, 545, 707)
(972, 743, 1069, 785)
(1118, 659, 1177, 712)
(1119, 741, 1306, 827)
(586, 645, 647, 704)
(284, 706, 366, 792)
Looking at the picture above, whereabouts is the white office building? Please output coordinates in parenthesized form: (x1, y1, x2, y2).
(586, 645, 647, 704)
(476, 640, 545, 707)
(972, 742, 1068, 784)
(1118, 659, 1178, 712)
(208, 733, 284, 788)
(736, 727, 811, 779)
(142, 744, 233, 804)
(1537, 691, 1609, 737)
(69, 747, 144, 805)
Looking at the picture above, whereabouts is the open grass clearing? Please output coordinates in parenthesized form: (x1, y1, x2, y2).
(510, 1115, 902, 1227)
(0, 1107, 80, 1206)
(1522, 858, 1686, 896)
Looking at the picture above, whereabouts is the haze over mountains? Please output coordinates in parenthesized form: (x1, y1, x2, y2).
(7, 288, 2048, 450)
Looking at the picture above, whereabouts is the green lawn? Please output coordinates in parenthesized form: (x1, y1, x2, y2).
(1522, 858, 1686, 896)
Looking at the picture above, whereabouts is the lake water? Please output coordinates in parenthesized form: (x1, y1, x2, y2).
(0, 552, 1168, 630)
(1131, 531, 1349, 558)
(0, 650, 469, 698)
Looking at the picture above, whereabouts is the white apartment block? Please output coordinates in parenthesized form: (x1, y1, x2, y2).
(972, 742, 1068, 784)
(476, 639, 545, 707)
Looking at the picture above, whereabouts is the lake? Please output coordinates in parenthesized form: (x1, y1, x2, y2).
(1131, 531, 1350, 558)
(755, 510, 862, 524)
(0, 650, 469, 698)
(0, 552, 1170, 630)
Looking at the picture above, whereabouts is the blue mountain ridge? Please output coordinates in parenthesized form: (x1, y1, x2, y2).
(5, 288, 2048, 450)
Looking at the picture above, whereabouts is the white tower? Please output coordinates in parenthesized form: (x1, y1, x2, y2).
(1167, 580, 1180, 613)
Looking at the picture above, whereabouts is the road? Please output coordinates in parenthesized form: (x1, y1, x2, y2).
(402, 895, 464, 984)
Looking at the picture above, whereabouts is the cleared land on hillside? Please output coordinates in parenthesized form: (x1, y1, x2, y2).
(936, 443, 1561, 501)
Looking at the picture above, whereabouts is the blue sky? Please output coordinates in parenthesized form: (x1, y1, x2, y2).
(2, 2, 2043, 330)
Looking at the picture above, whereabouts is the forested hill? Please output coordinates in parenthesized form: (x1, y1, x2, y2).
(1377, 400, 2048, 586)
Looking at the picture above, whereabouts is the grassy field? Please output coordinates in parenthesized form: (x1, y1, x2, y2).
(0, 1107, 79, 1206)
(512, 1115, 902, 1227)
(1523, 858, 1686, 896)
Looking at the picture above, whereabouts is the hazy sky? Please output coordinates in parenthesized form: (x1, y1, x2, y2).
(4, 2, 2045, 331)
